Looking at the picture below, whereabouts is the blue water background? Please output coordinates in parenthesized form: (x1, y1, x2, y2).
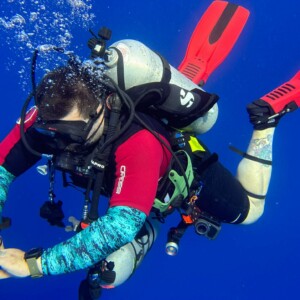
(0, 0, 300, 299)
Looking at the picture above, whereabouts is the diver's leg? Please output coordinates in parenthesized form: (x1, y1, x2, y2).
(236, 128, 274, 224)
(237, 71, 300, 224)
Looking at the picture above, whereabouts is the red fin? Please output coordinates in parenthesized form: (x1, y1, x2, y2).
(178, 1, 250, 85)
(260, 71, 300, 113)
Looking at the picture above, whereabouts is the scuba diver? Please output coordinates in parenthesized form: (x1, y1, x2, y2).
(0, 1, 300, 299)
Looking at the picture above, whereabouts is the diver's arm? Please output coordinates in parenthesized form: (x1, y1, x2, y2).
(0, 166, 15, 225)
(0, 108, 41, 225)
(41, 206, 146, 275)
(0, 206, 145, 278)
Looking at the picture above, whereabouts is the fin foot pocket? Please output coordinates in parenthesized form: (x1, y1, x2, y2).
(260, 71, 300, 113)
(247, 71, 300, 130)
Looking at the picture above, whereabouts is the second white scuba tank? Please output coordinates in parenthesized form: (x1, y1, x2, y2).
(104, 39, 218, 134)
(105, 39, 198, 91)
(99, 215, 160, 288)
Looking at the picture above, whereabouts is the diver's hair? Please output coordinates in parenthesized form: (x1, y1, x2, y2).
(36, 64, 103, 120)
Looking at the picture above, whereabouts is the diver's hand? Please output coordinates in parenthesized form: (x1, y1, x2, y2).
(0, 239, 29, 279)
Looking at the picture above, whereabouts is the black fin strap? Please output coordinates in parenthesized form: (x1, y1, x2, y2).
(229, 145, 272, 166)
(244, 189, 266, 200)
(110, 47, 125, 90)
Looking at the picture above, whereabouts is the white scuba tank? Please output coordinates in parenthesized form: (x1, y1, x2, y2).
(104, 39, 218, 134)
(100, 215, 160, 288)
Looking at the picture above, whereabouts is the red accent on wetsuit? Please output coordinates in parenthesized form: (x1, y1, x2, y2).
(109, 129, 172, 215)
(0, 107, 38, 165)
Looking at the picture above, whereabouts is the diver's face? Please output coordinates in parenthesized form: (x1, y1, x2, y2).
(60, 103, 105, 146)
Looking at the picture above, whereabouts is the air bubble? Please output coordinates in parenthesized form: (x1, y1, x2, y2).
(29, 12, 38, 22)
(0, 0, 95, 90)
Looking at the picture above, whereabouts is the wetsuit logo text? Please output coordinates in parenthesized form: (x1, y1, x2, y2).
(116, 165, 126, 194)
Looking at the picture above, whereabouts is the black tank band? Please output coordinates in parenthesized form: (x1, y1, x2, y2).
(155, 52, 172, 83)
(110, 47, 126, 90)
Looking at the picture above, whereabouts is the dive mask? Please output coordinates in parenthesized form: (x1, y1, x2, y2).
(33, 107, 104, 152)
